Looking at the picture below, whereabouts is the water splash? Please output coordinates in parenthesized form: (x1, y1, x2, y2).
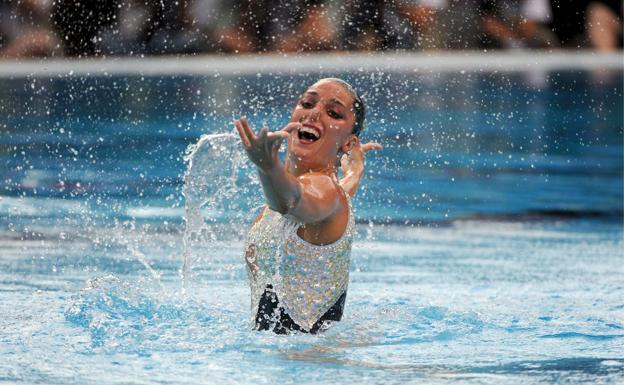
(64, 275, 171, 350)
(180, 133, 257, 296)
(63, 276, 487, 357)
(63, 275, 232, 353)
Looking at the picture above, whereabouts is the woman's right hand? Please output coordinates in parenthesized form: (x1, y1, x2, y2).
(234, 117, 300, 173)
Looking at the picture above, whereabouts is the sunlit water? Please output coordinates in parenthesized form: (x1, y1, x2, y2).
(1, 69, 623, 384)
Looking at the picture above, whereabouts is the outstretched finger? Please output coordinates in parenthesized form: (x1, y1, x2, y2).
(258, 126, 268, 141)
(257, 127, 270, 153)
(267, 130, 290, 143)
(240, 116, 256, 143)
(282, 122, 302, 133)
(235, 119, 251, 148)
(361, 142, 383, 153)
(340, 153, 349, 172)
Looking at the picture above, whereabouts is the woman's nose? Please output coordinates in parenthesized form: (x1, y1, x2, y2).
(301, 108, 321, 122)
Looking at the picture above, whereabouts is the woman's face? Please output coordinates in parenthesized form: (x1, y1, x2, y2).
(287, 79, 357, 171)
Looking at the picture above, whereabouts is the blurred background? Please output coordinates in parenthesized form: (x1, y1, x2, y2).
(0, 0, 622, 58)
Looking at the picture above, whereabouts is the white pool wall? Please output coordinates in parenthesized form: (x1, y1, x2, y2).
(0, 51, 621, 77)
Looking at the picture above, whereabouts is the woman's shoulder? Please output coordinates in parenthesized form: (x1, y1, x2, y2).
(298, 172, 345, 200)
(297, 172, 338, 188)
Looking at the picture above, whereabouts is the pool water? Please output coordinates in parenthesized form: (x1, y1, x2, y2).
(1, 69, 623, 384)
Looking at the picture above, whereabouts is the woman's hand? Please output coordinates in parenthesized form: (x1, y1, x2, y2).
(234, 117, 300, 173)
(339, 140, 382, 197)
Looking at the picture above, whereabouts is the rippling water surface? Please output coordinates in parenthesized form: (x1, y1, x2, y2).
(1, 69, 622, 384)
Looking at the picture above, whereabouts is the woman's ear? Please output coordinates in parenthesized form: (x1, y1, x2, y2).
(341, 134, 359, 154)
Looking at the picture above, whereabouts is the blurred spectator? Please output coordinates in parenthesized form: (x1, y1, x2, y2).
(586, 0, 623, 51)
(478, 0, 556, 48)
(138, 0, 200, 54)
(188, 0, 226, 52)
(479, 0, 623, 49)
(212, 1, 259, 53)
(341, 0, 448, 50)
(215, 0, 337, 53)
(435, 1, 482, 49)
(271, 0, 339, 52)
(1, 0, 621, 58)
(52, 0, 120, 56)
(0, 0, 60, 58)
(97, 0, 152, 55)
(547, 0, 592, 47)
(397, 0, 448, 49)
(115, 1, 207, 55)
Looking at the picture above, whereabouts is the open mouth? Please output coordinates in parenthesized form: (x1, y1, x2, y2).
(298, 125, 321, 143)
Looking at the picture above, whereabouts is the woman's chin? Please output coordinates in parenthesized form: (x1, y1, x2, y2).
(288, 140, 316, 158)
(287, 147, 311, 163)
(287, 145, 321, 167)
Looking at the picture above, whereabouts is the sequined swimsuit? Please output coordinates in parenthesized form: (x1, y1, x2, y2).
(244, 195, 354, 333)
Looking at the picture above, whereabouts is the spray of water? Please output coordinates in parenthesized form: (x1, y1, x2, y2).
(180, 132, 257, 297)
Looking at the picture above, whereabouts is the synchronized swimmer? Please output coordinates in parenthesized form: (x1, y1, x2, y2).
(235, 78, 381, 334)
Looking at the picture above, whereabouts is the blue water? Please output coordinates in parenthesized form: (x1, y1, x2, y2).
(1, 69, 623, 384)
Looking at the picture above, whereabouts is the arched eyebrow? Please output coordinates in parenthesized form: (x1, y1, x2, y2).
(328, 98, 347, 108)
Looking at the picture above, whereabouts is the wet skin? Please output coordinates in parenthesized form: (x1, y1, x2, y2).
(235, 79, 381, 245)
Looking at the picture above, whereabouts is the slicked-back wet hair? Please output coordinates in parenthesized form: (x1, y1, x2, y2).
(321, 78, 366, 137)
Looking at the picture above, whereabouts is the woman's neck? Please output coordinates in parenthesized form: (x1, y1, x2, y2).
(285, 157, 336, 178)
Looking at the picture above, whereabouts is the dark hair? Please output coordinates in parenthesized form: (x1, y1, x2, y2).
(322, 78, 366, 137)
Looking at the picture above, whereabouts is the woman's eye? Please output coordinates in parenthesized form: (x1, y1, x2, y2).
(301, 100, 313, 108)
(328, 110, 342, 119)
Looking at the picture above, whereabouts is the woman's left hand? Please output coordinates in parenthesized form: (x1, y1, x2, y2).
(340, 140, 382, 197)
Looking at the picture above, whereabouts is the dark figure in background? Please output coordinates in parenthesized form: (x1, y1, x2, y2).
(217, 0, 337, 53)
(54, 0, 205, 56)
(341, 0, 386, 50)
(341, 0, 446, 50)
(138, 0, 200, 54)
(586, 0, 623, 51)
(548, 0, 593, 47)
(479, 0, 555, 48)
(216, 0, 283, 53)
(94, 0, 204, 56)
(0, 0, 60, 58)
(271, 0, 339, 52)
(52, 0, 120, 56)
(479, 0, 623, 49)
